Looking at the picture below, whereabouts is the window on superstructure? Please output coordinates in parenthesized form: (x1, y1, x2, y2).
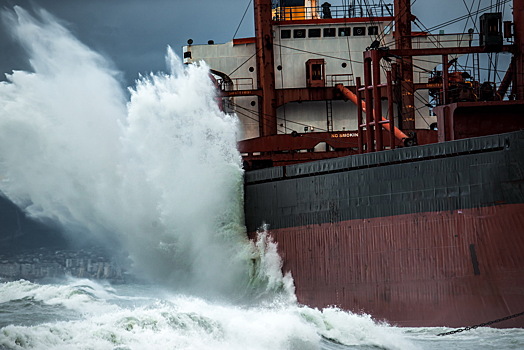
(294, 29, 306, 38)
(306, 59, 325, 87)
(323, 28, 336, 37)
(338, 27, 351, 36)
(353, 27, 365, 36)
(308, 29, 321, 38)
(368, 26, 379, 35)
(311, 64, 322, 80)
(281, 30, 291, 39)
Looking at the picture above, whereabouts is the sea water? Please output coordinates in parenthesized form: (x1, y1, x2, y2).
(0, 6, 523, 350)
(1, 279, 523, 350)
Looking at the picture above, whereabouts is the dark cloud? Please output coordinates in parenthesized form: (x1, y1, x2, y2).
(0, 0, 254, 86)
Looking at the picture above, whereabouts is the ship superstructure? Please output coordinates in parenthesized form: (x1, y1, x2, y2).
(184, 0, 476, 168)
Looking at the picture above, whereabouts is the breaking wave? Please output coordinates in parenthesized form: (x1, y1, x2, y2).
(0, 279, 418, 350)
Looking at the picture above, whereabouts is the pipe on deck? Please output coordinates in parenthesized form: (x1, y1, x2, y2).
(335, 84, 409, 142)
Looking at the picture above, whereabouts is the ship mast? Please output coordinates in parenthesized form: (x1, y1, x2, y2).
(254, 0, 278, 136)
(393, 0, 415, 130)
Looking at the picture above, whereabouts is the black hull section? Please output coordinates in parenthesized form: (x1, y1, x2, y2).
(245, 131, 524, 232)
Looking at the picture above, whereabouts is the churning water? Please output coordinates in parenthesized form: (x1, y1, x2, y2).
(0, 6, 523, 350)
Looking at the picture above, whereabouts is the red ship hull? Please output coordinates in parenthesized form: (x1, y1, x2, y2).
(251, 203, 524, 328)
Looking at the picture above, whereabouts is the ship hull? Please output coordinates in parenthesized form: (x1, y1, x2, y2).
(244, 131, 524, 327)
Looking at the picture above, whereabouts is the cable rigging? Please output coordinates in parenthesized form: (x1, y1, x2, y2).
(424, 0, 510, 33)
(233, 0, 253, 39)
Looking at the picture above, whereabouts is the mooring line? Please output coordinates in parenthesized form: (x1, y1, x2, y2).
(437, 311, 524, 336)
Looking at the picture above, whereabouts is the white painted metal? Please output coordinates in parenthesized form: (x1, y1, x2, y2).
(183, 20, 470, 140)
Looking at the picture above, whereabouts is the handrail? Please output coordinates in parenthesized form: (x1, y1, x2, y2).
(273, 3, 393, 21)
(327, 74, 354, 87)
(217, 77, 254, 91)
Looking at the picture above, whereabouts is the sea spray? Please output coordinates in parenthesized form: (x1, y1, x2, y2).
(0, 6, 291, 300)
(120, 48, 251, 296)
(0, 7, 127, 239)
(248, 225, 296, 303)
(0, 280, 421, 350)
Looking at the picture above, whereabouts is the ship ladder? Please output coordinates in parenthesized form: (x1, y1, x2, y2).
(326, 99, 334, 132)
(473, 52, 480, 84)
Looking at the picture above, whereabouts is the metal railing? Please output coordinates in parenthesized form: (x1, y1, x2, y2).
(411, 33, 476, 49)
(220, 75, 355, 91)
(218, 77, 255, 91)
(273, 3, 393, 21)
(327, 74, 354, 87)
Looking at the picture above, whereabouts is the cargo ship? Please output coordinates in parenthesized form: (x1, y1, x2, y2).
(183, 0, 524, 327)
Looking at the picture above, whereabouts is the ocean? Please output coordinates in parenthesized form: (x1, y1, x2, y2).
(0, 6, 523, 350)
(1, 279, 523, 350)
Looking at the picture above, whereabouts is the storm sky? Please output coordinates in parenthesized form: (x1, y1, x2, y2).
(1, 0, 256, 86)
(0, 0, 514, 87)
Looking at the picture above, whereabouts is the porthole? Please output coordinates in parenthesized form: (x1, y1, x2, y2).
(353, 27, 365, 36)
(294, 29, 306, 38)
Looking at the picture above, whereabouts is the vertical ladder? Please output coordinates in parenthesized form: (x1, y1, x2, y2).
(473, 53, 480, 83)
(326, 99, 334, 132)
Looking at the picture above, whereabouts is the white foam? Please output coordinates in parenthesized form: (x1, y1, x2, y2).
(0, 7, 269, 299)
(0, 279, 118, 315)
(0, 281, 420, 350)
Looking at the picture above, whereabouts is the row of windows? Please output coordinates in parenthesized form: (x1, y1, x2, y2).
(281, 26, 379, 39)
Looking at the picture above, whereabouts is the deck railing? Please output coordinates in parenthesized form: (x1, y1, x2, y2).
(273, 3, 393, 21)
(327, 74, 354, 87)
(411, 32, 476, 50)
(218, 77, 255, 91)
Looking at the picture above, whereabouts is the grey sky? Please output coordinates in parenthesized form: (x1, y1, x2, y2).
(1, 0, 255, 86)
(0, 0, 513, 87)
